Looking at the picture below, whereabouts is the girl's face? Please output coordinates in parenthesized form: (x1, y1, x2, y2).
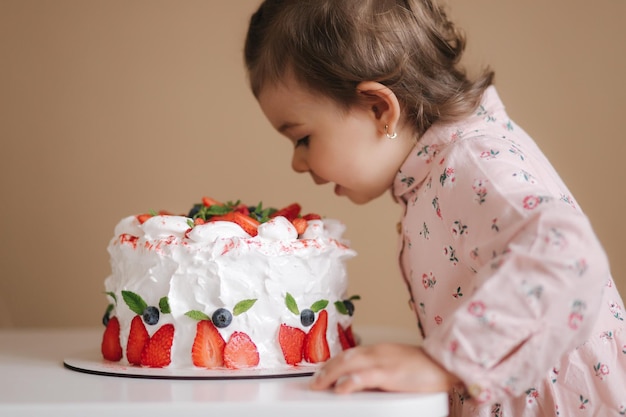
(257, 75, 415, 204)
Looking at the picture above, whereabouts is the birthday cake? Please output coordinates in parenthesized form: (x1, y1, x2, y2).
(100, 197, 358, 370)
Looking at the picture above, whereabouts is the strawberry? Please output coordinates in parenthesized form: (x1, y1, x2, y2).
(232, 203, 250, 216)
(302, 213, 322, 221)
(141, 324, 175, 368)
(136, 213, 152, 224)
(126, 315, 150, 365)
(303, 309, 330, 363)
(191, 320, 226, 368)
(278, 324, 306, 365)
(292, 218, 308, 235)
(202, 196, 223, 207)
(270, 203, 301, 222)
(194, 217, 206, 226)
(101, 316, 123, 361)
(344, 324, 356, 347)
(211, 212, 260, 237)
(223, 331, 260, 369)
(337, 323, 356, 350)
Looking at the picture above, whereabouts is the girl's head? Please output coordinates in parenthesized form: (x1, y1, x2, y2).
(245, 0, 494, 136)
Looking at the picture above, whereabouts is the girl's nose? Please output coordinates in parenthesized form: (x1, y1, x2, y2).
(291, 147, 308, 173)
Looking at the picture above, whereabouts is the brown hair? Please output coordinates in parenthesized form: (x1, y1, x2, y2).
(244, 0, 494, 136)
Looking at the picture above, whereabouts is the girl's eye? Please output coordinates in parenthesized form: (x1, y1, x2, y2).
(295, 136, 310, 148)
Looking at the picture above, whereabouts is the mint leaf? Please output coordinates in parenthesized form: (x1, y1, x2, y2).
(122, 290, 147, 315)
(334, 301, 349, 315)
(159, 296, 171, 314)
(149, 209, 158, 216)
(205, 205, 232, 215)
(310, 299, 329, 312)
(105, 291, 117, 304)
(187, 219, 194, 228)
(233, 299, 257, 316)
(185, 310, 211, 321)
(285, 293, 299, 315)
(349, 295, 361, 301)
(105, 303, 114, 315)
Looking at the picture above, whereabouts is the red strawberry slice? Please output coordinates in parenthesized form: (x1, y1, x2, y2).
(202, 196, 223, 207)
(337, 323, 356, 350)
(232, 203, 250, 216)
(211, 212, 260, 237)
(270, 203, 301, 222)
(191, 320, 226, 368)
(303, 309, 330, 363)
(344, 324, 356, 347)
(223, 331, 260, 369)
(302, 213, 322, 221)
(291, 218, 308, 235)
(136, 213, 152, 224)
(278, 324, 306, 365)
(126, 315, 150, 365)
(101, 316, 123, 361)
(141, 324, 175, 368)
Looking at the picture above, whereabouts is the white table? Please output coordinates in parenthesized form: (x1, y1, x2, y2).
(0, 326, 448, 417)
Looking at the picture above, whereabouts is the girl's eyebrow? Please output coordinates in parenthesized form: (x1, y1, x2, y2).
(278, 122, 302, 133)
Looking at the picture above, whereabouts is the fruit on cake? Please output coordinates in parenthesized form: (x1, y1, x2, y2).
(101, 197, 358, 370)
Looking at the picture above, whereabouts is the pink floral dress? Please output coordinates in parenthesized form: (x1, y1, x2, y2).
(393, 86, 626, 416)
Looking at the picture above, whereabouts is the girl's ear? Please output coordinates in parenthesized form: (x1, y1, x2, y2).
(356, 81, 401, 136)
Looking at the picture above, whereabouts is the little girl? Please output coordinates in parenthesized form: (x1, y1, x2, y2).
(244, 1, 626, 415)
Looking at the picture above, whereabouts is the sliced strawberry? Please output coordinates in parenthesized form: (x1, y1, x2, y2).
(337, 323, 351, 351)
(194, 217, 206, 225)
(278, 324, 306, 365)
(211, 212, 260, 237)
(302, 213, 322, 221)
(303, 309, 330, 363)
(191, 320, 226, 369)
(232, 203, 250, 216)
(223, 331, 260, 369)
(126, 315, 150, 365)
(157, 210, 173, 215)
(202, 196, 223, 207)
(101, 316, 123, 361)
(141, 324, 175, 368)
(136, 213, 153, 224)
(337, 323, 356, 350)
(292, 218, 308, 235)
(270, 203, 301, 222)
(344, 324, 356, 347)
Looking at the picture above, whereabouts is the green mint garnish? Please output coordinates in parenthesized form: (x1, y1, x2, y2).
(310, 299, 329, 312)
(285, 293, 299, 315)
(122, 290, 148, 315)
(104, 291, 117, 304)
(334, 301, 349, 315)
(159, 296, 171, 314)
(185, 310, 211, 321)
(233, 299, 257, 316)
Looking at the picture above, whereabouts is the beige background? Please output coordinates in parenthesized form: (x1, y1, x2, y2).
(1, 1, 624, 331)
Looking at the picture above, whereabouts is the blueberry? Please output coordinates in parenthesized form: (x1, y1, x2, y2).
(300, 309, 315, 327)
(187, 203, 202, 218)
(343, 300, 355, 316)
(102, 310, 111, 327)
(142, 306, 160, 325)
(212, 308, 233, 328)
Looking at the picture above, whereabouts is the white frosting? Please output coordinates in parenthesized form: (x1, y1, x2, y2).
(104, 214, 356, 370)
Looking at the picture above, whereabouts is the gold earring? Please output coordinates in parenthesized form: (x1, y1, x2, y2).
(385, 124, 397, 139)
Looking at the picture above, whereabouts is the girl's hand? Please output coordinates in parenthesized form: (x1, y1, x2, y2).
(309, 343, 460, 394)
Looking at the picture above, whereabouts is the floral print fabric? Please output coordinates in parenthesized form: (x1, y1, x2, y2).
(393, 86, 626, 416)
